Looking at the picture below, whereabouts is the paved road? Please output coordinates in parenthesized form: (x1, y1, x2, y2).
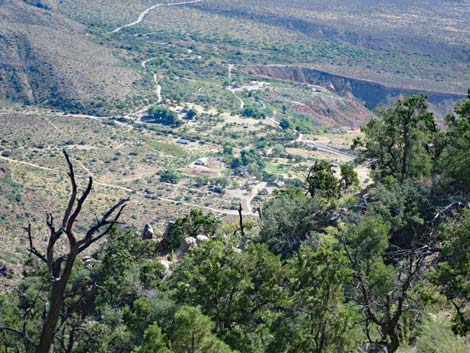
(294, 133, 355, 158)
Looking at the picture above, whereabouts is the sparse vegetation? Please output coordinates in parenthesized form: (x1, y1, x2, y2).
(1, 0, 470, 352)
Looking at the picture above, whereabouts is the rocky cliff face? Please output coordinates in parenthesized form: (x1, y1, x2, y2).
(246, 65, 465, 123)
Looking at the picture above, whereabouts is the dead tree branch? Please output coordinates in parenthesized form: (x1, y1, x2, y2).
(22, 150, 130, 353)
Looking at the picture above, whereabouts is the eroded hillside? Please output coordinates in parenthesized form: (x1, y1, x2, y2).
(0, 0, 145, 114)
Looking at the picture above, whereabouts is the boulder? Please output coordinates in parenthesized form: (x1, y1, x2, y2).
(159, 259, 171, 273)
(0, 265, 12, 279)
(196, 235, 209, 244)
(142, 224, 155, 240)
(177, 237, 197, 259)
(82, 256, 97, 268)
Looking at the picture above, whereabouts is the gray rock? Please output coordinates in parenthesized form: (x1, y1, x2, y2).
(0, 265, 12, 279)
(142, 224, 155, 240)
(159, 259, 171, 273)
(82, 256, 97, 268)
(196, 235, 209, 244)
(177, 237, 197, 259)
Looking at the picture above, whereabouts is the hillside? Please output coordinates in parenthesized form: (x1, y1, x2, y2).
(2, 0, 468, 122)
(0, 94, 469, 353)
(1, 1, 470, 352)
(192, 0, 470, 93)
(244, 65, 465, 119)
(0, 0, 145, 114)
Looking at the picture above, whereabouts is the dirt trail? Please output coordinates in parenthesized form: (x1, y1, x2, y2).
(111, 0, 202, 34)
(141, 57, 158, 68)
(43, 116, 61, 132)
(226, 64, 244, 109)
(0, 156, 56, 172)
(227, 88, 244, 109)
(74, 159, 255, 215)
(242, 182, 267, 212)
(0, 155, 251, 216)
(141, 58, 163, 105)
(154, 74, 162, 103)
(266, 116, 280, 129)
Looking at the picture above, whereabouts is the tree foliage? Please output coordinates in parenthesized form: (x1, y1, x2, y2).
(148, 106, 182, 127)
(355, 95, 439, 182)
(260, 188, 328, 257)
(166, 210, 220, 249)
(306, 161, 339, 199)
(432, 209, 470, 334)
(340, 163, 359, 190)
(270, 237, 361, 353)
(1, 94, 470, 353)
(160, 165, 181, 184)
(438, 97, 470, 193)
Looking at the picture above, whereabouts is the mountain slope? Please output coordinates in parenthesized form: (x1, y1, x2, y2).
(0, 0, 142, 114)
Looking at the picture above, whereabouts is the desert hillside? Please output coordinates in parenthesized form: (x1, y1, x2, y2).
(0, 0, 144, 114)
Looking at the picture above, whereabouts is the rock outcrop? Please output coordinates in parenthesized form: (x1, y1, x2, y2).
(0, 265, 12, 279)
(176, 237, 198, 259)
(142, 224, 155, 240)
(196, 235, 209, 244)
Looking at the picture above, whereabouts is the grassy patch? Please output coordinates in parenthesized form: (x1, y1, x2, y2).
(147, 141, 187, 157)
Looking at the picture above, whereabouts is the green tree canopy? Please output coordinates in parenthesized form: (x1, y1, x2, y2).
(160, 165, 181, 184)
(168, 306, 234, 353)
(148, 106, 182, 127)
(260, 188, 328, 257)
(438, 97, 470, 193)
(168, 241, 284, 352)
(132, 324, 171, 353)
(340, 163, 359, 190)
(166, 210, 220, 249)
(355, 95, 439, 182)
(432, 209, 470, 334)
(270, 236, 361, 353)
(305, 161, 339, 199)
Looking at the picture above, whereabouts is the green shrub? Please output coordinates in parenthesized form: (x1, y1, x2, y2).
(416, 314, 470, 353)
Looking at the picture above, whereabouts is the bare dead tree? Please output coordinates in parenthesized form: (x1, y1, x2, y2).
(238, 203, 245, 239)
(238, 203, 248, 251)
(25, 150, 129, 353)
(255, 206, 262, 220)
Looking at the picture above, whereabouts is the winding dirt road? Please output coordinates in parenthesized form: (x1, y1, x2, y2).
(111, 0, 203, 34)
(141, 58, 163, 104)
(0, 154, 253, 216)
(153, 74, 163, 103)
(227, 88, 245, 109)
